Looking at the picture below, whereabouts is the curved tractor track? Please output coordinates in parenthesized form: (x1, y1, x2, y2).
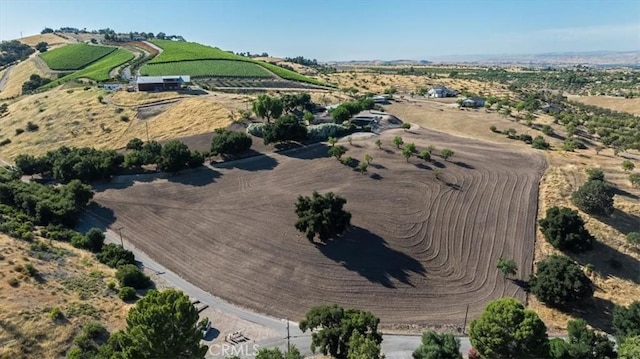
(87, 127, 546, 327)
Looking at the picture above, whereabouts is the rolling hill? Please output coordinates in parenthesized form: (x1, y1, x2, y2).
(40, 43, 117, 70)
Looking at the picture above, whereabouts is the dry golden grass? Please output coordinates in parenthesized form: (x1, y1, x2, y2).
(532, 147, 640, 334)
(567, 95, 640, 116)
(322, 72, 513, 98)
(0, 89, 231, 159)
(0, 58, 49, 99)
(19, 33, 70, 47)
(110, 90, 185, 107)
(253, 56, 318, 75)
(0, 234, 128, 358)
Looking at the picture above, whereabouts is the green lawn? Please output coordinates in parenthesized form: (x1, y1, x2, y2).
(141, 60, 273, 77)
(40, 43, 116, 70)
(42, 49, 134, 88)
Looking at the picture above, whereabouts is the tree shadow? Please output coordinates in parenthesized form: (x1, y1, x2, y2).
(279, 143, 331, 160)
(509, 278, 530, 291)
(215, 152, 278, 171)
(432, 160, 446, 168)
(77, 203, 117, 233)
(452, 161, 475, 169)
(414, 163, 431, 170)
(315, 226, 425, 288)
(370, 163, 386, 170)
(571, 240, 640, 285)
(566, 296, 615, 334)
(383, 149, 395, 155)
(92, 172, 160, 193)
(203, 327, 220, 341)
(167, 166, 222, 186)
(370, 173, 383, 180)
(594, 209, 640, 235)
(444, 182, 462, 191)
(611, 187, 639, 200)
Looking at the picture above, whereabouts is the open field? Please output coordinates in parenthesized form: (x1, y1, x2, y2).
(141, 60, 273, 77)
(0, 88, 230, 159)
(43, 49, 134, 87)
(87, 128, 546, 328)
(567, 95, 640, 116)
(40, 43, 116, 70)
(18, 33, 70, 47)
(0, 58, 49, 99)
(0, 234, 128, 358)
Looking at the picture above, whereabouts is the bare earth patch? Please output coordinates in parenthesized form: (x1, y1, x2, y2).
(567, 95, 640, 116)
(88, 128, 546, 330)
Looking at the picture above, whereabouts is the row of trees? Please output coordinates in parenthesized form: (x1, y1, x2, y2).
(15, 139, 205, 184)
(0, 40, 34, 67)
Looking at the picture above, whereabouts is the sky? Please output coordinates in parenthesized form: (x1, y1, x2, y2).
(1, 0, 639, 61)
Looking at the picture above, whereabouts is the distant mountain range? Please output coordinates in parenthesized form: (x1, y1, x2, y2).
(326, 51, 639, 67)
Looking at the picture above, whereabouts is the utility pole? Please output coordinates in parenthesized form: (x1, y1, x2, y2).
(116, 226, 124, 248)
(462, 304, 469, 335)
(286, 317, 290, 355)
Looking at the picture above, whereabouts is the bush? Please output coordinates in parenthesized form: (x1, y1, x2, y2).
(489, 125, 498, 133)
(115, 264, 151, 289)
(0, 138, 11, 146)
(401, 123, 410, 129)
(246, 122, 266, 137)
(263, 114, 308, 145)
(97, 95, 104, 103)
(71, 230, 104, 253)
(307, 123, 350, 141)
(518, 134, 533, 144)
(118, 286, 137, 301)
(126, 138, 144, 151)
(26, 121, 39, 132)
(613, 301, 640, 340)
(538, 206, 594, 252)
(120, 115, 130, 122)
(49, 306, 64, 320)
(572, 179, 614, 216)
(107, 281, 117, 290)
(630, 173, 640, 188)
(627, 232, 640, 246)
(8, 277, 19, 287)
(97, 243, 136, 268)
(23, 263, 38, 277)
(15, 128, 24, 136)
(541, 125, 554, 136)
(531, 136, 550, 150)
(210, 128, 252, 157)
(586, 168, 605, 182)
(529, 254, 593, 307)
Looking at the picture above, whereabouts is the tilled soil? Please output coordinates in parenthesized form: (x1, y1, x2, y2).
(88, 127, 546, 328)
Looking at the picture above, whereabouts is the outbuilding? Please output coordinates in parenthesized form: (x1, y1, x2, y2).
(135, 75, 191, 92)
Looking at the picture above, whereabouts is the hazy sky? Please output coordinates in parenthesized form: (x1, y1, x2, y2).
(1, 0, 638, 61)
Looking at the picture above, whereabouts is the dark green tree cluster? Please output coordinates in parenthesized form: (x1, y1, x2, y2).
(529, 254, 593, 307)
(549, 319, 616, 359)
(22, 74, 51, 93)
(280, 93, 313, 114)
(572, 176, 615, 216)
(295, 191, 351, 242)
(300, 304, 382, 358)
(263, 114, 308, 145)
(412, 331, 461, 359)
(210, 128, 252, 157)
(35, 41, 48, 52)
(116, 264, 151, 290)
(96, 243, 136, 268)
(330, 98, 374, 124)
(538, 206, 594, 252)
(0, 40, 35, 66)
(255, 346, 304, 359)
(253, 94, 284, 122)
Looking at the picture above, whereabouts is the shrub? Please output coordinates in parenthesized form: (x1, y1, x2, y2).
(8, 277, 19, 287)
(531, 136, 550, 150)
(118, 286, 137, 301)
(97, 95, 104, 103)
(263, 114, 308, 145)
(613, 301, 640, 340)
(401, 123, 410, 129)
(586, 168, 605, 182)
(630, 173, 640, 188)
(246, 122, 266, 137)
(210, 128, 252, 157)
(622, 160, 635, 172)
(419, 150, 431, 161)
(23, 263, 38, 277)
(97, 243, 136, 268)
(538, 206, 594, 252)
(627, 232, 640, 246)
(440, 148, 454, 161)
(307, 123, 349, 141)
(120, 115, 130, 122)
(529, 254, 593, 307)
(392, 136, 403, 148)
(49, 306, 64, 320)
(572, 179, 614, 216)
(340, 156, 354, 167)
(541, 125, 554, 136)
(489, 125, 498, 133)
(115, 264, 151, 289)
(26, 121, 39, 132)
(328, 145, 347, 160)
(518, 134, 533, 144)
(0, 139, 11, 146)
(107, 281, 117, 290)
(15, 128, 24, 136)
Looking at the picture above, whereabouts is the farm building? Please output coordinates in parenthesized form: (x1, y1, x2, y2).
(135, 75, 191, 92)
(460, 97, 485, 108)
(100, 83, 124, 91)
(427, 86, 457, 98)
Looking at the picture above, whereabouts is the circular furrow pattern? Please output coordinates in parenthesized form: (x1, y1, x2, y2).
(90, 128, 546, 326)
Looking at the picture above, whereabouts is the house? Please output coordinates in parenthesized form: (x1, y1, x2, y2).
(427, 86, 457, 98)
(371, 95, 390, 104)
(460, 97, 485, 108)
(135, 76, 191, 92)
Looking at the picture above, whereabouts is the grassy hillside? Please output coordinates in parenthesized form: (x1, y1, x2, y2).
(42, 49, 133, 88)
(146, 40, 332, 86)
(141, 59, 272, 77)
(0, 234, 128, 358)
(40, 43, 116, 70)
(19, 33, 69, 47)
